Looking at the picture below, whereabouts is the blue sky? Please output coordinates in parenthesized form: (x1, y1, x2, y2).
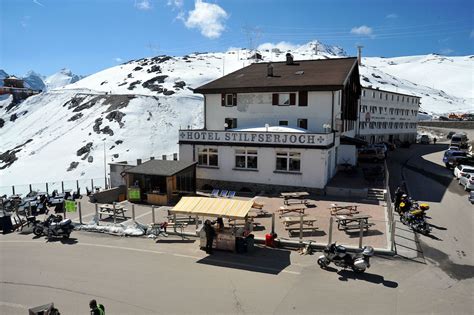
(1, 0, 473, 76)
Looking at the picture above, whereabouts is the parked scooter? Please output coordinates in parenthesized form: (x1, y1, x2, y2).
(317, 242, 374, 273)
(32, 214, 74, 239)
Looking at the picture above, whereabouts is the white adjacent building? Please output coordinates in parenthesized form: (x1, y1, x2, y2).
(357, 87, 421, 144)
(178, 55, 361, 194)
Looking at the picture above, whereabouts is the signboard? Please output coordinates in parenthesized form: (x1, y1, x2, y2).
(179, 130, 332, 147)
(65, 200, 77, 213)
(128, 188, 141, 201)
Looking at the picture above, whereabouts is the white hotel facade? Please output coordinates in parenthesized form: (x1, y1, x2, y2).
(178, 56, 361, 193)
(357, 87, 421, 144)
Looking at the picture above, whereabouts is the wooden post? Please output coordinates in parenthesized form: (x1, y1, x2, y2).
(95, 204, 99, 225)
(195, 215, 199, 230)
(132, 204, 136, 221)
(358, 219, 364, 248)
(113, 202, 117, 225)
(390, 220, 396, 253)
(76, 180, 79, 192)
(78, 201, 82, 225)
(46, 183, 49, 194)
(63, 199, 66, 219)
(173, 214, 177, 233)
(271, 213, 275, 235)
(29, 184, 32, 193)
(61, 181, 64, 193)
(91, 179, 94, 192)
(152, 206, 155, 224)
(328, 216, 333, 245)
(299, 213, 303, 245)
(12, 186, 15, 195)
(28, 201, 32, 217)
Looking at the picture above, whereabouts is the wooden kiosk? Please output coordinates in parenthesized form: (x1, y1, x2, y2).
(124, 160, 197, 205)
(170, 197, 254, 252)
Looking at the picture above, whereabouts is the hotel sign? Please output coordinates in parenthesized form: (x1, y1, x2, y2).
(179, 130, 333, 147)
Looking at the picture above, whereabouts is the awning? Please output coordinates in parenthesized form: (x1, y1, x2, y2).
(170, 197, 254, 220)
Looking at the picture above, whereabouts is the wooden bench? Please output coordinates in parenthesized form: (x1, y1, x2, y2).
(335, 214, 374, 231)
(285, 226, 319, 236)
(167, 215, 196, 224)
(98, 205, 127, 220)
(339, 222, 375, 231)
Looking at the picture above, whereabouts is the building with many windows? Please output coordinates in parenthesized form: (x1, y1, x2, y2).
(178, 55, 361, 193)
(357, 87, 421, 144)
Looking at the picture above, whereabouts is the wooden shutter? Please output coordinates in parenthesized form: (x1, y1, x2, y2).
(221, 93, 225, 106)
(232, 93, 237, 106)
(298, 91, 308, 106)
(289, 93, 296, 105)
(272, 93, 279, 105)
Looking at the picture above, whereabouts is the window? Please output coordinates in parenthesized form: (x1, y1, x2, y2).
(380, 93, 382, 99)
(198, 148, 218, 167)
(397, 96, 400, 101)
(385, 94, 388, 100)
(297, 118, 308, 129)
(363, 90, 366, 97)
(276, 152, 301, 172)
(225, 118, 237, 130)
(221, 93, 236, 106)
(235, 149, 258, 169)
(273, 93, 296, 105)
(391, 95, 394, 101)
(372, 92, 375, 98)
(279, 120, 288, 126)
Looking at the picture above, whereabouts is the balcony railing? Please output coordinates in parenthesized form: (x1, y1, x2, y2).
(179, 129, 334, 147)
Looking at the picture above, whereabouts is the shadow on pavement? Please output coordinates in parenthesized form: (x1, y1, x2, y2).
(337, 270, 399, 288)
(46, 237, 78, 245)
(155, 239, 196, 244)
(196, 246, 291, 275)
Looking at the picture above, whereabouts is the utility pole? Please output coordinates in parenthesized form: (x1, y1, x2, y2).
(103, 141, 107, 189)
(357, 45, 364, 65)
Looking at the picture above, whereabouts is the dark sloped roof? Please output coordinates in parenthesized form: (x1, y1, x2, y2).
(194, 57, 358, 94)
(125, 160, 197, 176)
(341, 135, 368, 147)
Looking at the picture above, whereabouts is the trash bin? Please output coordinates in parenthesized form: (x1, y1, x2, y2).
(265, 233, 274, 247)
(0, 212, 13, 234)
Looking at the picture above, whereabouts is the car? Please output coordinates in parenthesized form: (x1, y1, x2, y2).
(358, 148, 385, 162)
(420, 135, 430, 144)
(451, 133, 468, 149)
(453, 155, 474, 168)
(447, 131, 456, 139)
(453, 165, 474, 179)
(443, 150, 469, 168)
(459, 173, 474, 191)
(448, 145, 460, 151)
(369, 143, 388, 156)
(469, 191, 474, 204)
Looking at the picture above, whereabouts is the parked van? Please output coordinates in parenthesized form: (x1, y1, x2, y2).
(451, 133, 468, 149)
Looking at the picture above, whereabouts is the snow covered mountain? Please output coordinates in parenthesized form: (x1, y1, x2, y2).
(23, 71, 46, 91)
(0, 40, 472, 188)
(45, 68, 84, 90)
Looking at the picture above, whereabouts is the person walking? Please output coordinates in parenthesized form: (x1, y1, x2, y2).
(433, 137, 437, 144)
(89, 299, 105, 315)
(203, 219, 216, 254)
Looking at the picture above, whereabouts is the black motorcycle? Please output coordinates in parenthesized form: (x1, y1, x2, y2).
(317, 242, 374, 273)
(32, 214, 74, 239)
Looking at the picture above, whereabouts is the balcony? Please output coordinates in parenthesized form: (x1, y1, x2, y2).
(179, 129, 334, 148)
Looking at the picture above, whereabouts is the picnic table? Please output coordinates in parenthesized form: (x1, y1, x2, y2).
(329, 203, 359, 216)
(98, 204, 127, 220)
(280, 192, 309, 205)
(278, 204, 306, 218)
(282, 217, 319, 236)
(335, 214, 374, 231)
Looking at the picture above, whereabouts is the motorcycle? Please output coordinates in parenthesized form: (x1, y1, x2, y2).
(399, 202, 431, 235)
(317, 242, 374, 273)
(32, 214, 74, 239)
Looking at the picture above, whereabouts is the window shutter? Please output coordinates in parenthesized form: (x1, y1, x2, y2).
(272, 93, 279, 105)
(298, 91, 308, 106)
(221, 93, 225, 106)
(289, 93, 296, 105)
(232, 93, 237, 106)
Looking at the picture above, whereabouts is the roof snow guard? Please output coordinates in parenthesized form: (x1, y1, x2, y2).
(194, 57, 358, 94)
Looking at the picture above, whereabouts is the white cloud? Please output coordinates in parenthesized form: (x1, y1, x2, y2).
(184, 0, 228, 39)
(167, 0, 183, 8)
(114, 57, 123, 63)
(386, 13, 398, 19)
(350, 25, 373, 36)
(440, 48, 454, 55)
(135, 0, 152, 10)
(33, 0, 45, 7)
(257, 41, 299, 52)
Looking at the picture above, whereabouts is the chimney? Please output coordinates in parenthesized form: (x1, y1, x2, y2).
(357, 45, 363, 66)
(136, 159, 142, 165)
(285, 53, 294, 65)
(267, 63, 273, 77)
